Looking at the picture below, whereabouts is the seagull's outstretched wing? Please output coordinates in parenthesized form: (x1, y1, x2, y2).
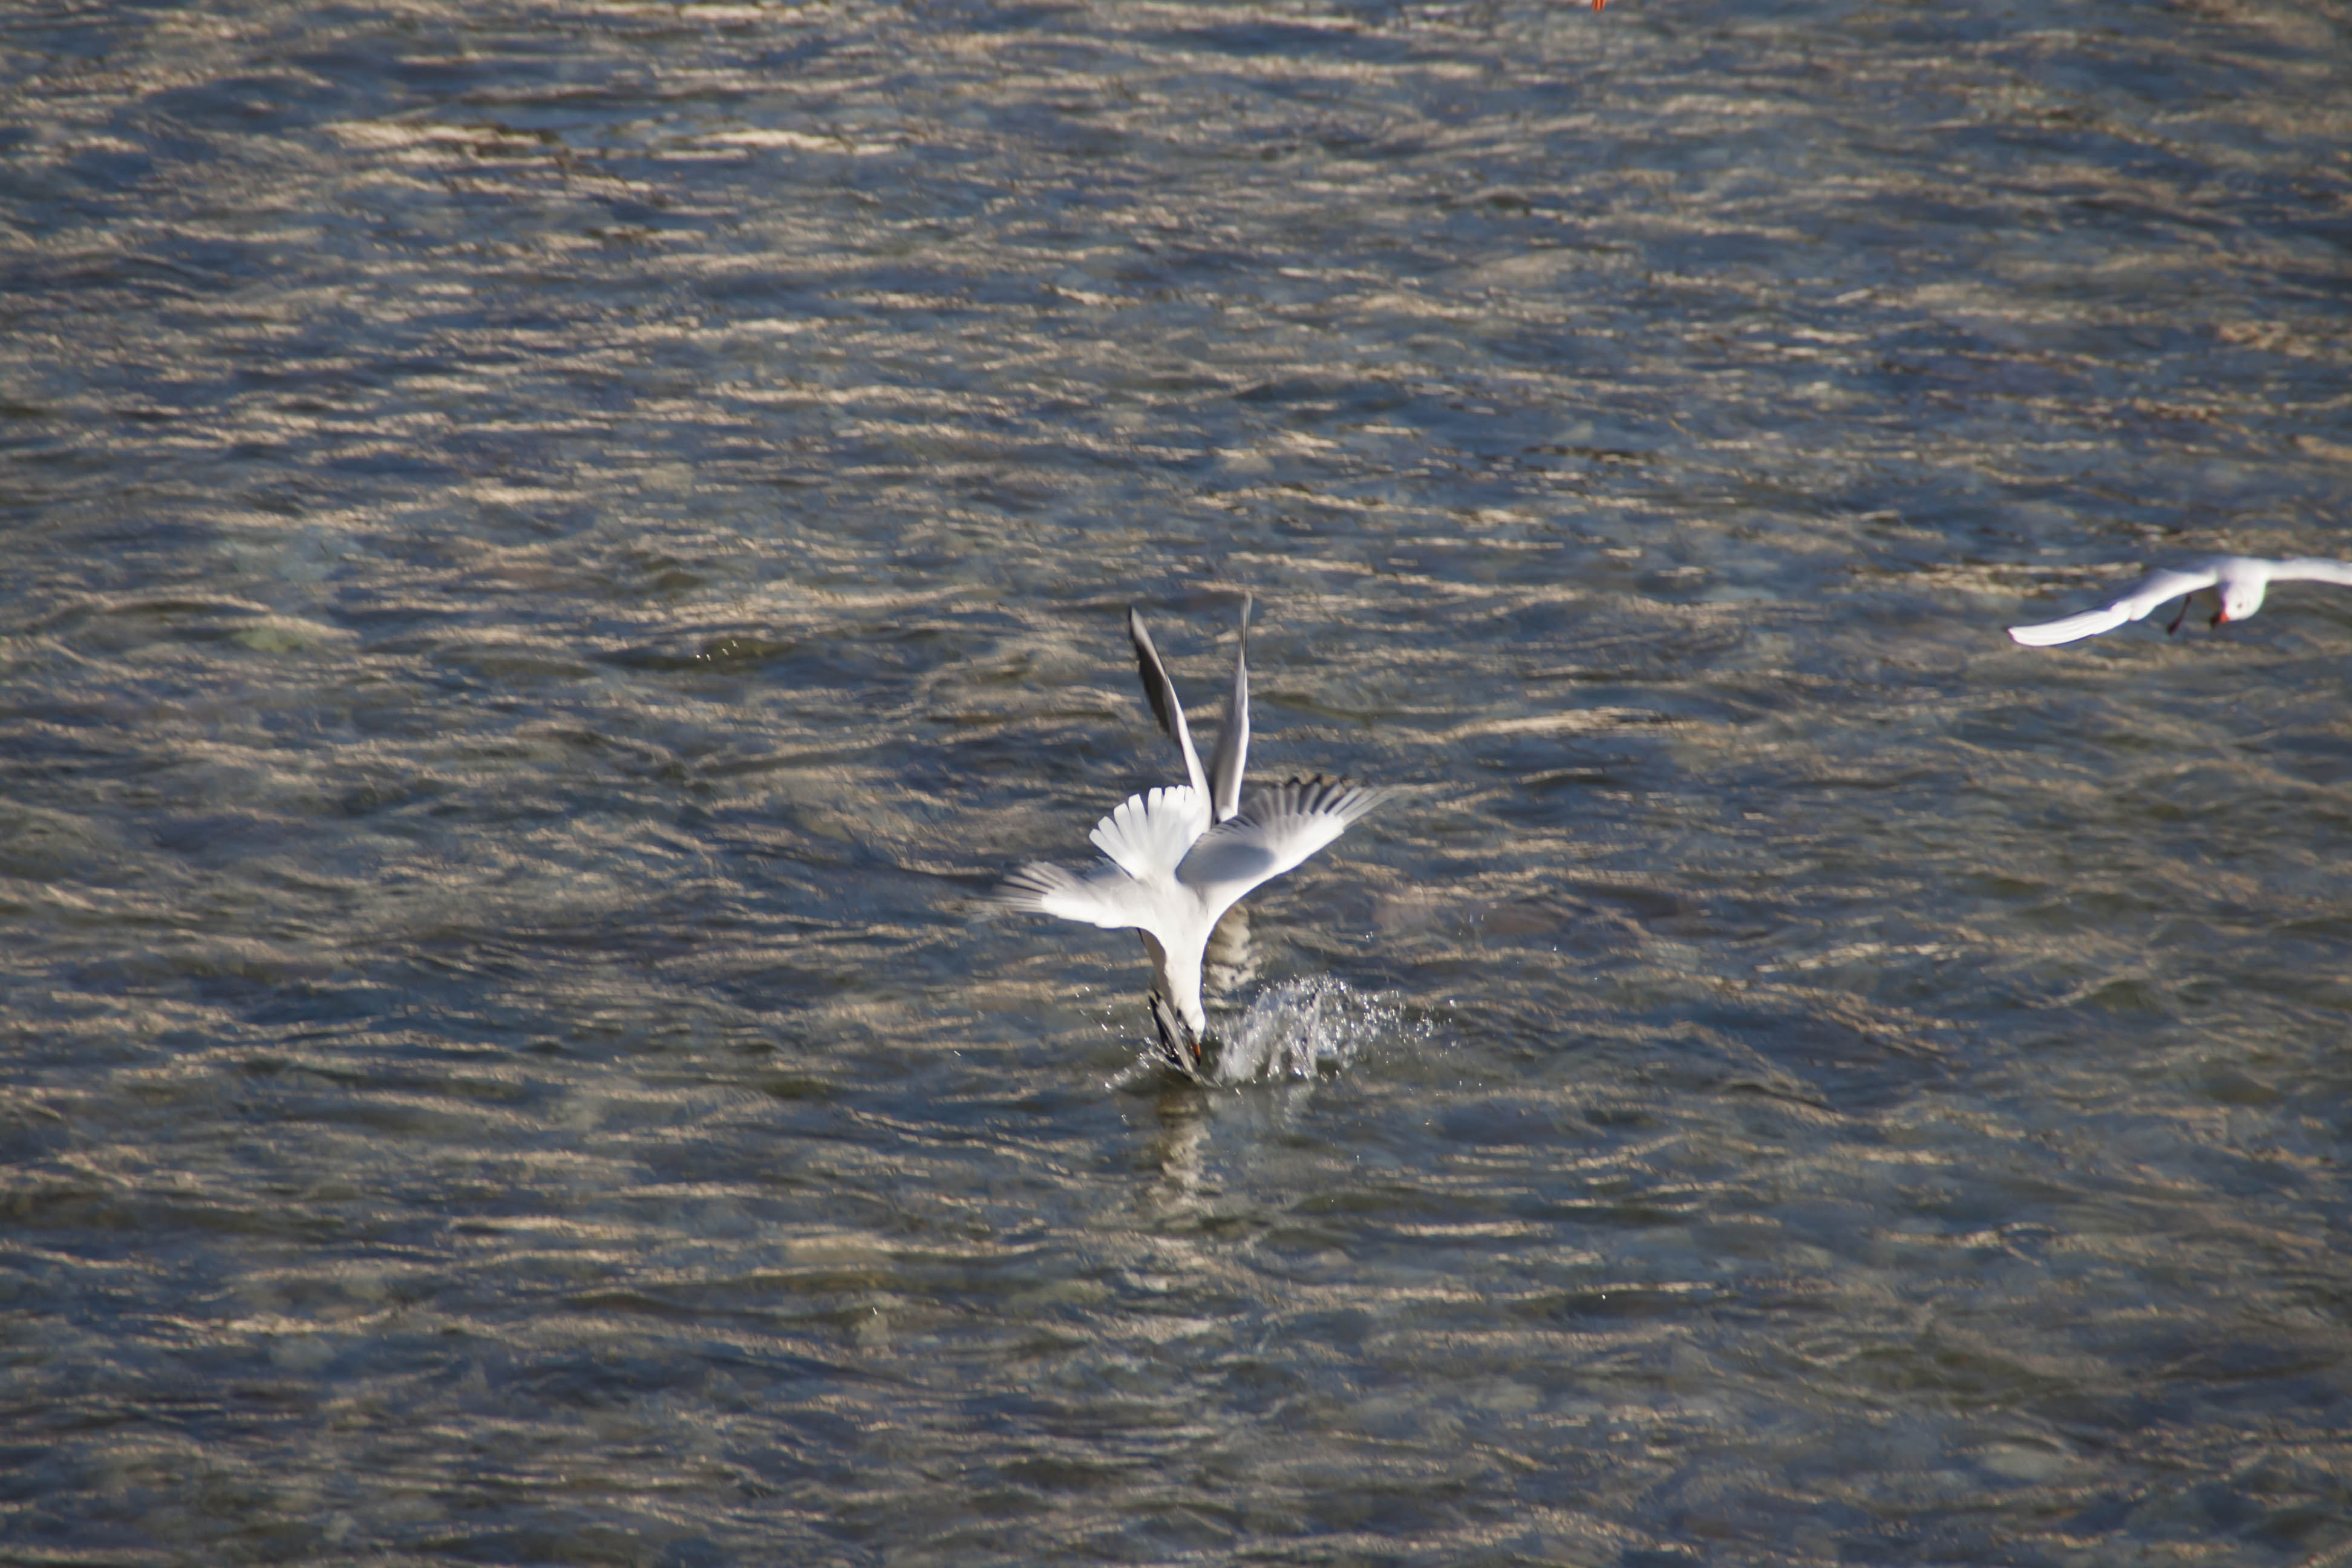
(2268, 558, 2352, 588)
(2007, 566, 2220, 646)
(1177, 776, 1383, 925)
(1204, 596, 1251, 823)
(998, 858, 1152, 930)
(1129, 608, 1209, 800)
(998, 786, 1207, 932)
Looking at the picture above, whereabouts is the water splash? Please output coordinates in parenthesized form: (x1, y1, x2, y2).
(1203, 977, 1419, 1084)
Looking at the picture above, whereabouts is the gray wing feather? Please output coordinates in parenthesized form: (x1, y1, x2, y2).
(1128, 607, 1209, 799)
(1204, 595, 1251, 823)
(1178, 774, 1383, 915)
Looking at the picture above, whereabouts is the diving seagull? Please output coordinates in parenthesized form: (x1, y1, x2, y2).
(999, 599, 1384, 1077)
(2007, 555, 2352, 646)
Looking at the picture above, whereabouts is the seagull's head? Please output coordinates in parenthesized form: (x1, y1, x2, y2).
(1148, 990, 1211, 1073)
(2215, 578, 2266, 627)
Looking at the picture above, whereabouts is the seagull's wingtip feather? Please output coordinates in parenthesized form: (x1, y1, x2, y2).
(996, 860, 1080, 913)
(2005, 606, 2126, 646)
(1240, 773, 1388, 826)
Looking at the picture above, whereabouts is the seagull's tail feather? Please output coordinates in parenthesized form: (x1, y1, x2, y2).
(1089, 785, 1207, 881)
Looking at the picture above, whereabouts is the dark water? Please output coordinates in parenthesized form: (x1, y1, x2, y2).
(5, 0, 2352, 1563)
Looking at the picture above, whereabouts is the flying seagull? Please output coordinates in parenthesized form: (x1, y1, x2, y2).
(2007, 555, 2352, 646)
(999, 600, 1384, 1077)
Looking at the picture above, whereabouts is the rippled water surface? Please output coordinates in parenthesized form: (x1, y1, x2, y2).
(7, 0, 2352, 1562)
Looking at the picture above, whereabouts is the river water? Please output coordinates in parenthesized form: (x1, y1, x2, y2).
(5, 1, 2351, 1563)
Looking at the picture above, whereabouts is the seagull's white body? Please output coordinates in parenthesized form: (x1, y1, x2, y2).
(999, 601, 1383, 1074)
(2008, 555, 2352, 646)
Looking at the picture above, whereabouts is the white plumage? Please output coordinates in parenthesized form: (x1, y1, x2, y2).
(2008, 555, 2352, 646)
(999, 601, 1383, 1074)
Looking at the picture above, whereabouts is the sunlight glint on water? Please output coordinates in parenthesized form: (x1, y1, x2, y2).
(2, 0, 2350, 1563)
